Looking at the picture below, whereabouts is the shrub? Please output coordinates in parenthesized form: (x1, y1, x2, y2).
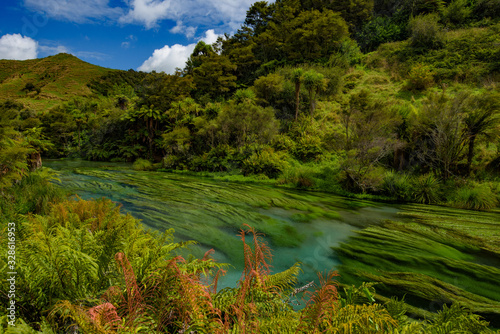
(441, 0, 472, 26)
(278, 164, 316, 188)
(473, 0, 500, 20)
(133, 158, 153, 171)
(242, 147, 289, 178)
(272, 134, 296, 152)
(405, 63, 434, 91)
(382, 171, 412, 201)
(411, 173, 441, 204)
(408, 14, 445, 50)
(452, 183, 498, 210)
(356, 15, 408, 52)
(232, 88, 256, 104)
(293, 135, 323, 162)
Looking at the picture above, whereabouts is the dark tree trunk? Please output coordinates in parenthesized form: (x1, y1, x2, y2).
(28, 152, 42, 171)
(294, 82, 300, 120)
(466, 135, 476, 175)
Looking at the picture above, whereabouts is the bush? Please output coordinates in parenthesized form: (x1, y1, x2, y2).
(382, 171, 412, 201)
(1, 170, 66, 218)
(356, 15, 408, 52)
(272, 134, 296, 152)
(452, 183, 498, 210)
(293, 135, 323, 162)
(408, 14, 445, 50)
(133, 158, 153, 171)
(473, 0, 500, 20)
(278, 164, 316, 188)
(411, 173, 441, 204)
(405, 63, 434, 91)
(242, 147, 289, 178)
(441, 0, 472, 26)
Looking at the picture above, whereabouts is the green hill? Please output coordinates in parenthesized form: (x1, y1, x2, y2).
(0, 53, 113, 112)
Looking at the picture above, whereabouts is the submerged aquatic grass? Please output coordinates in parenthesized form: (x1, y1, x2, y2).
(335, 203, 500, 325)
(45, 160, 500, 325)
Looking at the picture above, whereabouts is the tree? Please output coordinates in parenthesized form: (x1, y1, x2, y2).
(244, 1, 273, 36)
(303, 70, 327, 118)
(414, 92, 468, 180)
(215, 101, 279, 147)
(408, 13, 445, 50)
(461, 91, 500, 174)
(187, 41, 237, 100)
(284, 10, 349, 62)
(136, 72, 194, 112)
(327, 0, 374, 29)
(291, 68, 304, 120)
(122, 107, 164, 159)
(339, 90, 402, 192)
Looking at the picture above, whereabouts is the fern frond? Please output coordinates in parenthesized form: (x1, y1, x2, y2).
(266, 262, 301, 295)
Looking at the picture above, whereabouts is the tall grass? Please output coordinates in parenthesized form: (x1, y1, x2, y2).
(452, 183, 498, 210)
(382, 171, 412, 202)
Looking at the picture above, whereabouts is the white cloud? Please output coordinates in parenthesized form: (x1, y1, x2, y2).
(202, 29, 219, 45)
(138, 29, 220, 74)
(39, 44, 69, 55)
(23, 0, 123, 23)
(121, 35, 137, 49)
(23, 0, 272, 34)
(0, 34, 38, 60)
(75, 51, 109, 60)
(170, 21, 197, 39)
(120, 0, 261, 31)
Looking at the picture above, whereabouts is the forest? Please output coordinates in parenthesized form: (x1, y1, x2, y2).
(1, 0, 500, 332)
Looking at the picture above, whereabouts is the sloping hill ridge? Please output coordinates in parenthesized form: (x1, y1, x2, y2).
(0, 53, 114, 111)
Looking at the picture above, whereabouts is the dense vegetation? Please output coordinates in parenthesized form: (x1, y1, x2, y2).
(1, 0, 500, 331)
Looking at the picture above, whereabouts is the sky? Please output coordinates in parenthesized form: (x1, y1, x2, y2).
(0, 0, 263, 73)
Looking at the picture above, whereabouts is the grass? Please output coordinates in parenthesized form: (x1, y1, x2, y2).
(334, 203, 500, 325)
(0, 53, 112, 112)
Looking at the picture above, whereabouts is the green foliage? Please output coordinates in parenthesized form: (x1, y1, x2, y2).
(0, 197, 191, 327)
(216, 101, 278, 148)
(356, 14, 409, 52)
(382, 171, 412, 201)
(408, 14, 445, 51)
(0, 120, 29, 189)
(405, 63, 434, 91)
(283, 9, 349, 62)
(132, 158, 153, 171)
(441, 0, 472, 27)
(328, 0, 375, 29)
(426, 304, 493, 333)
(232, 88, 257, 104)
(278, 164, 317, 188)
(451, 183, 498, 210)
(242, 147, 290, 178)
(293, 134, 323, 162)
(411, 173, 442, 204)
(413, 92, 467, 181)
(473, 0, 500, 21)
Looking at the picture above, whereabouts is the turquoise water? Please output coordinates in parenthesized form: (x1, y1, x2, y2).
(44, 159, 402, 291)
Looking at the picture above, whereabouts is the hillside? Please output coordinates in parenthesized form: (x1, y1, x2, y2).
(0, 53, 113, 112)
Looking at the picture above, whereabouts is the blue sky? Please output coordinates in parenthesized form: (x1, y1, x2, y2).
(0, 0, 261, 73)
